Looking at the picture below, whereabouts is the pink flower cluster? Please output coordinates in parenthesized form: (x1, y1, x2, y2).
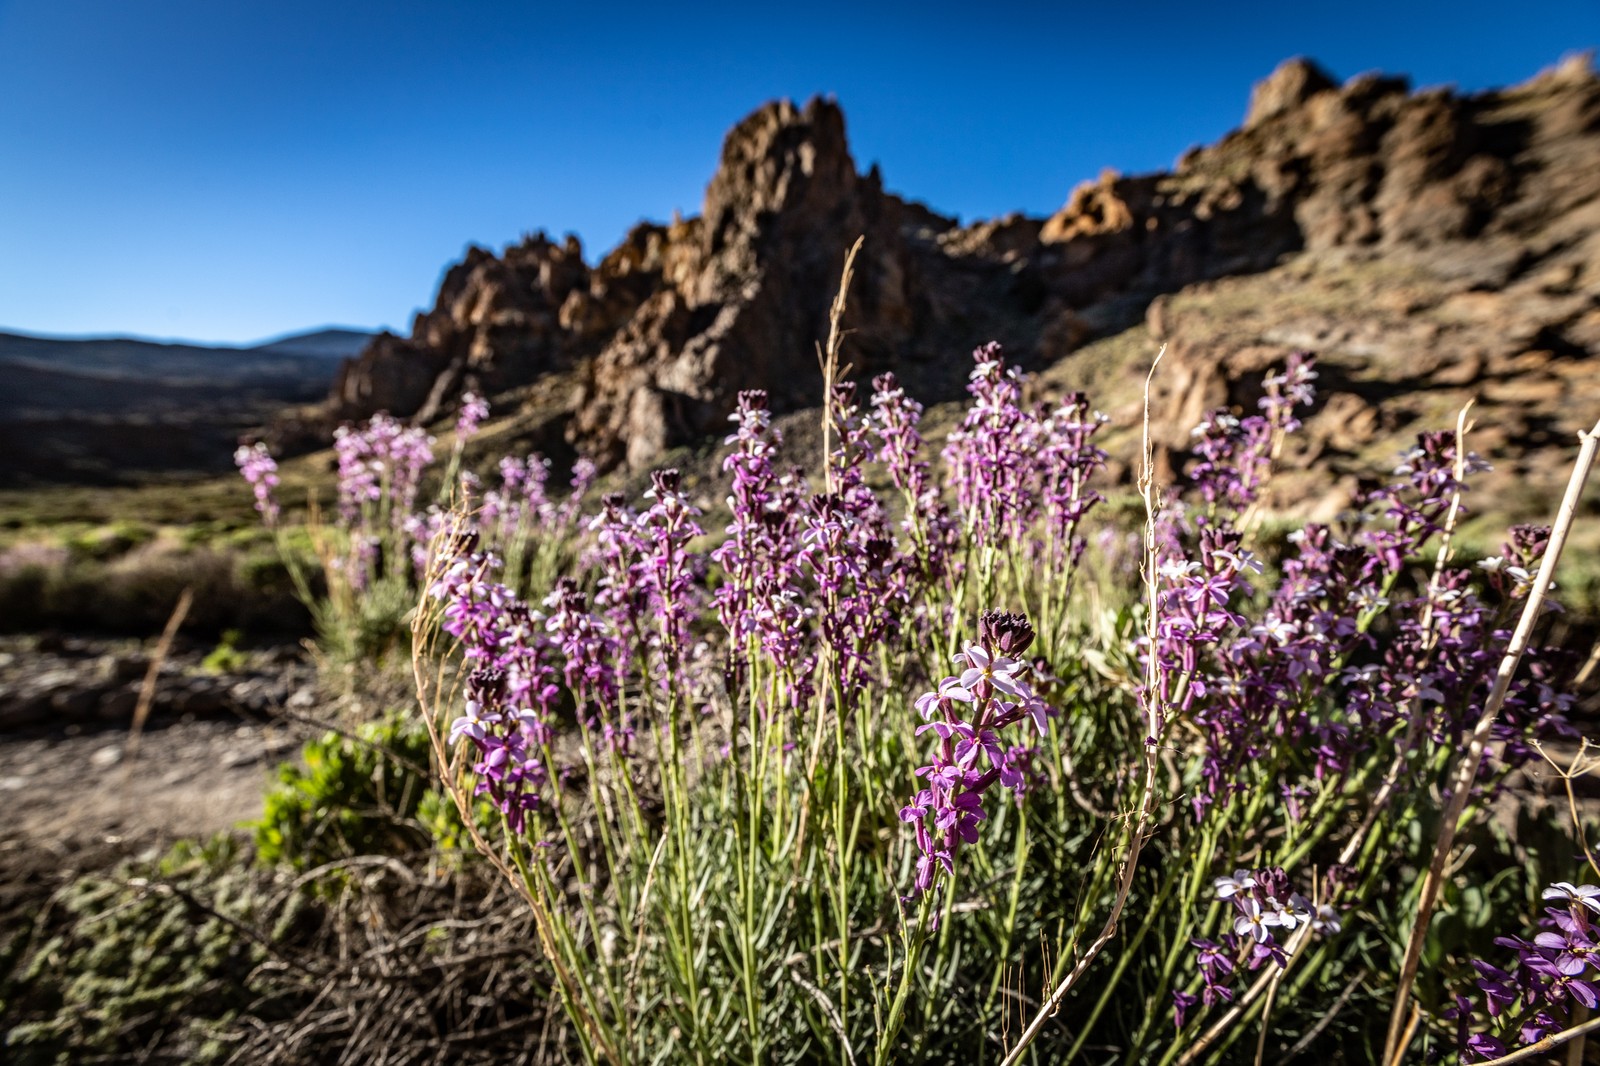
(233, 442, 280, 525)
(942, 343, 1111, 567)
(898, 611, 1051, 900)
(333, 413, 434, 525)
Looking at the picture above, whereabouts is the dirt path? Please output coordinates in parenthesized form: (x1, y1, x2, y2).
(0, 716, 300, 924)
(0, 717, 295, 852)
(0, 628, 318, 925)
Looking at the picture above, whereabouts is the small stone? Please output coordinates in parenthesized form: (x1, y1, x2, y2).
(90, 745, 123, 769)
(0, 696, 50, 729)
(97, 688, 139, 722)
(51, 687, 101, 720)
(171, 683, 224, 716)
(111, 656, 150, 683)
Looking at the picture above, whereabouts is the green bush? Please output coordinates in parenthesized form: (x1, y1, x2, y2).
(0, 540, 310, 637)
(314, 572, 418, 670)
(200, 628, 249, 673)
(253, 711, 452, 872)
(62, 520, 155, 562)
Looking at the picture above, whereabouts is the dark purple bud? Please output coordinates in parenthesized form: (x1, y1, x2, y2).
(467, 667, 508, 704)
(980, 610, 1036, 657)
(865, 537, 894, 569)
(810, 493, 845, 519)
(1172, 990, 1200, 1029)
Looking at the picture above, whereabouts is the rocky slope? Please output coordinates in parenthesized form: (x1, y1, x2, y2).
(280, 55, 1600, 516)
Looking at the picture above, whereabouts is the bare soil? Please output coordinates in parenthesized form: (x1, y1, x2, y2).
(0, 715, 296, 925)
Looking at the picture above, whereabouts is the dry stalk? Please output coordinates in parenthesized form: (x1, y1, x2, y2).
(1572, 641, 1600, 692)
(123, 585, 193, 766)
(1384, 415, 1600, 1066)
(789, 967, 860, 1066)
(818, 234, 864, 494)
(1280, 968, 1368, 1063)
(999, 345, 1167, 1066)
(409, 514, 619, 1062)
(1469, 1015, 1600, 1066)
(796, 235, 864, 860)
(1531, 738, 1600, 879)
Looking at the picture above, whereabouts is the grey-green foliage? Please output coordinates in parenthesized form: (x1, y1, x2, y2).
(1, 835, 300, 1065)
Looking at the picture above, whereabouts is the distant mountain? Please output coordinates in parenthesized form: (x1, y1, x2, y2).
(0, 329, 366, 391)
(0, 327, 368, 486)
(250, 328, 375, 360)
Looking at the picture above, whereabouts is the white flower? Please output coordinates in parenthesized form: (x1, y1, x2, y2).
(1252, 617, 1297, 644)
(1232, 898, 1285, 943)
(1278, 893, 1316, 931)
(957, 643, 1031, 700)
(1213, 548, 1265, 575)
(1214, 870, 1257, 900)
(1543, 882, 1600, 915)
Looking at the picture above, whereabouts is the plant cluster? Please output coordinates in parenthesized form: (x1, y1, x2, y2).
(239, 336, 1596, 1064)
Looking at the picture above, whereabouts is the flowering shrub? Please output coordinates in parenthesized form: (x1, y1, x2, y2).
(1452, 880, 1600, 1059)
(235, 392, 588, 663)
(900, 610, 1050, 900)
(241, 339, 1598, 1064)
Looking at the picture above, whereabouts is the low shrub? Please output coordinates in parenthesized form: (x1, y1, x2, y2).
(0, 836, 283, 1065)
(252, 710, 450, 872)
(234, 340, 1600, 1063)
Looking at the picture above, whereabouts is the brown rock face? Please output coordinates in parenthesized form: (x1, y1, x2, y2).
(283, 56, 1600, 499)
(323, 234, 614, 425)
(278, 96, 1041, 466)
(1137, 54, 1600, 517)
(1245, 58, 1338, 128)
(571, 99, 919, 469)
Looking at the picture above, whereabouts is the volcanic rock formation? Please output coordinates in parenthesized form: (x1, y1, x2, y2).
(280, 55, 1600, 514)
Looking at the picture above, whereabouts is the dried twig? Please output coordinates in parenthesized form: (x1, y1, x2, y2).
(1384, 415, 1600, 1065)
(1280, 968, 1368, 1063)
(790, 965, 860, 1066)
(123, 585, 193, 765)
(1000, 345, 1167, 1065)
(818, 235, 863, 494)
(1467, 1014, 1600, 1066)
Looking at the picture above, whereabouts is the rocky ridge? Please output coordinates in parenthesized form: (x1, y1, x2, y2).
(278, 56, 1600, 517)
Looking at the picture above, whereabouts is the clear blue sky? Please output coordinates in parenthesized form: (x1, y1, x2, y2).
(0, 0, 1594, 345)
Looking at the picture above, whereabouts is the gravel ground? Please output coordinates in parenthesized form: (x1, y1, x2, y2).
(0, 633, 314, 926)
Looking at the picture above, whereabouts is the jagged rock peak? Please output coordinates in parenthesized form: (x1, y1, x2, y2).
(1245, 57, 1338, 127)
(569, 94, 925, 469)
(1529, 50, 1597, 89)
(272, 55, 1600, 505)
(703, 97, 857, 238)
